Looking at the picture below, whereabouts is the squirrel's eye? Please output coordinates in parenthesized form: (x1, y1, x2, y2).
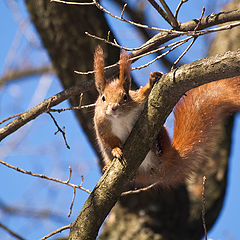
(102, 95, 106, 102)
(123, 94, 128, 101)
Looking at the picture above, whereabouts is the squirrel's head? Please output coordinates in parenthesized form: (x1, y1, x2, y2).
(94, 46, 132, 117)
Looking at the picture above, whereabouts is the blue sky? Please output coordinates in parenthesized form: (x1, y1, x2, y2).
(0, 0, 239, 239)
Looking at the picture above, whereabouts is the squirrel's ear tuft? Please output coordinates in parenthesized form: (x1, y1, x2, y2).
(119, 51, 131, 91)
(94, 45, 106, 93)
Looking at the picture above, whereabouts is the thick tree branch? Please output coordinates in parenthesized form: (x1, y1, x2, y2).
(69, 49, 240, 240)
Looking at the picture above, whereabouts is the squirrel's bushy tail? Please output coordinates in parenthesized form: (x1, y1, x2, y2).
(173, 76, 240, 160)
(136, 77, 240, 187)
(161, 76, 240, 186)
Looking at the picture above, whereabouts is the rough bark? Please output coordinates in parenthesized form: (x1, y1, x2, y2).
(69, 50, 240, 240)
(24, 0, 240, 239)
(99, 1, 240, 240)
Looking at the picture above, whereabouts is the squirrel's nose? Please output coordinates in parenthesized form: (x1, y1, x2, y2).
(112, 104, 118, 111)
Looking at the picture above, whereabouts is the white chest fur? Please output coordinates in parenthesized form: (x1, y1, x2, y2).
(110, 105, 144, 144)
(110, 106, 154, 172)
(109, 103, 155, 174)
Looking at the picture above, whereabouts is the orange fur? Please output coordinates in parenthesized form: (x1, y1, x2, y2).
(119, 50, 131, 91)
(93, 46, 240, 188)
(94, 47, 159, 168)
(136, 77, 240, 187)
(94, 45, 105, 93)
(173, 77, 240, 157)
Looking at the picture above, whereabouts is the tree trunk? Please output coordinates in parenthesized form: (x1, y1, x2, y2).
(25, 0, 240, 239)
(25, 0, 120, 166)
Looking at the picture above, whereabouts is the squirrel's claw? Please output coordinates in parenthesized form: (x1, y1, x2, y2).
(112, 147, 123, 159)
(149, 71, 163, 87)
(102, 147, 123, 173)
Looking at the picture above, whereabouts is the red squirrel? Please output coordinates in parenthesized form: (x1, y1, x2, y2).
(93, 45, 240, 187)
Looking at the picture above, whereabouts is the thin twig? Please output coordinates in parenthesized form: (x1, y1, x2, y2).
(192, 21, 240, 37)
(169, 7, 205, 69)
(120, 3, 127, 19)
(66, 166, 72, 183)
(75, 36, 193, 75)
(52, 0, 179, 33)
(68, 186, 76, 217)
(113, 38, 119, 45)
(74, 58, 124, 75)
(79, 21, 240, 75)
(121, 182, 160, 196)
(158, 0, 179, 28)
(0, 159, 91, 194)
(0, 78, 93, 141)
(202, 176, 208, 240)
(174, 0, 188, 19)
(131, 36, 192, 61)
(171, 37, 197, 70)
(0, 113, 23, 125)
(194, 7, 206, 31)
(147, 0, 171, 26)
(92, 0, 181, 33)
(172, 22, 240, 69)
(132, 36, 192, 70)
(67, 175, 84, 217)
(0, 222, 25, 240)
(49, 103, 96, 113)
(40, 224, 71, 240)
(80, 175, 84, 187)
(50, 0, 94, 5)
(77, 16, 240, 75)
(47, 112, 70, 149)
(85, 32, 143, 51)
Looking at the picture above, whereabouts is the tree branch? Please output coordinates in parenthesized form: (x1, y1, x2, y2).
(0, 222, 25, 240)
(0, 79, 93, 141)
(69, 49, 240, 240)
(147, 0, 172, 26)
(158, 0, 179, 28)
(174, 0, 188, 19)
(0, 159, 91, 194)
(78, 10, 240, 75)
(1, 8, 239, 145)
(0, 66, 54, 86)
(131, 9, 240, 59)
(40, 224, 70, 240)
(1, 8, 239, 141)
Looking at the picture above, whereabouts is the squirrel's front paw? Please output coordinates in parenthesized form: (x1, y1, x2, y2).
(112, 147, 123, 159)
(149, 71, 163, 86)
